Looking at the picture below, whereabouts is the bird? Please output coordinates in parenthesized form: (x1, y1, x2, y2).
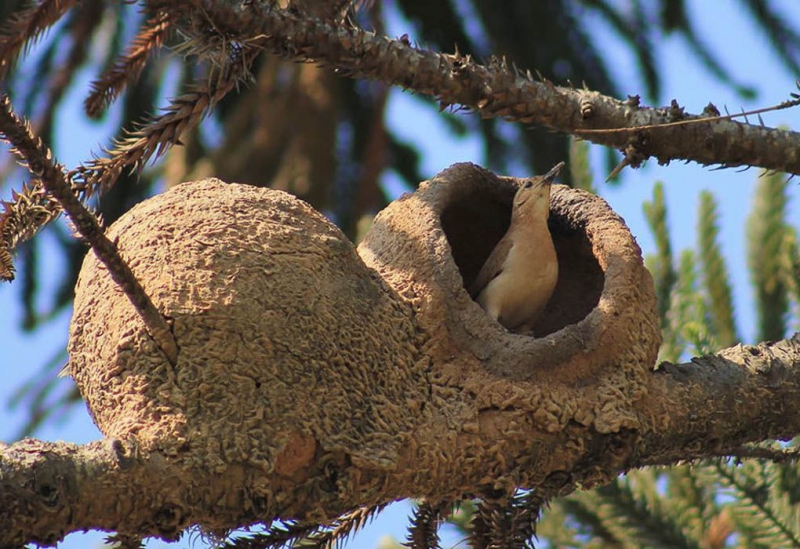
(469, 162, 564, 334)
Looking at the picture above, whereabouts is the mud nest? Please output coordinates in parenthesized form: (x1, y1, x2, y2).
(68, 163, 660, 502)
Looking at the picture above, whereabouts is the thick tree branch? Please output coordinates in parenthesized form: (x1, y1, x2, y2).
(4, 334, 800, 545)
(151, 0, 800, 175)
(4, 1, 798, 257)
(0, 439, 270, 546)
(641, 333, 800, 466)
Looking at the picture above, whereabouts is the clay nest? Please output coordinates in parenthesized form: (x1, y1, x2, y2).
(67, 162, 661, 516)
(68, 180, 428, 478)
(360, 162, 660, 386)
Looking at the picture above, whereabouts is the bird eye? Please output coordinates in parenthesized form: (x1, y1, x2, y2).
(523, 181, 533, 189)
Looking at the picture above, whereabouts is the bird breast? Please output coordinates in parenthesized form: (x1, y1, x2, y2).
(481, 234, 558, 331)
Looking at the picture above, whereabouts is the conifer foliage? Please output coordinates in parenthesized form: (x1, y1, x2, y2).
(530, 147, 800, 549)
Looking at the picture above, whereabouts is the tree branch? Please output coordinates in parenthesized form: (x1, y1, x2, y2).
(0, 94, 178, 366)
(0, 0, 80, 76)
(5, 0, 798, 256)
(4, 335, 800, 544)
(84, 10, 174, 118)
(0, 439, 248, 546)
(642, 333, 800, 466)
(151, 0, 800, 175)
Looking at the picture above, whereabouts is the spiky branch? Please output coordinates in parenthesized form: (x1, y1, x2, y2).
(146, 0, 800, 175)
(3, 1, 800, 260)
(85, 10, 174, 118)
(0, 0, 81, 76)
(0, 94, 177, 365)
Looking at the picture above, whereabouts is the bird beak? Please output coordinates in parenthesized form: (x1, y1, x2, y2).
(542, 161, 566, 184)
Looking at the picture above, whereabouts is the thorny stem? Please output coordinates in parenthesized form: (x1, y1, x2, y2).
(84, 11, 174, 118)
(2, 1, 800, 258)
(147, 0, 800, 174)
(0, 0, 81, 76)
(0, 94, 178, 366)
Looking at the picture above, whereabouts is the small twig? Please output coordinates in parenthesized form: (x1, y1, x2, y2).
(2, 12, 255, 255)
(0, 245, 13, 281)
(406, 500, 451, 549)
(575, 96, 800, 136)
(606, 157, 632, 182)
(221, 503, 389, 548)
(73, 49, 255, 200)
(38, 0, 104, 139)
(85, 11, 174, 118)
(0, 0, 80, 76)
(0, 94, 178, 366)
(605, 138, 649, 181)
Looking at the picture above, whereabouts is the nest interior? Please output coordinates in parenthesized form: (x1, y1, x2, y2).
(440, 177, 604, 338)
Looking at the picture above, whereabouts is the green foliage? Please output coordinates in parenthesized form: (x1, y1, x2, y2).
(781, 229, 800, 332)
(673, 249, 718, 356)
(560, 470, 702, 549)
(643, 182, 680, 361)
(713, 459, 800, 548)
(664, 465, 722, 544)
(533, 164, 800, 549)
(698, 191, 738, 347)
(747, 171, 793, 342)
(569, 137, 595, 194)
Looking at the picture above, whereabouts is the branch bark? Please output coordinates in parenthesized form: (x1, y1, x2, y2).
(642, 334, 800, 465)
(0, 439, 268, 545)
(151, 0, 800, 175)
(3, 335, 799, 544)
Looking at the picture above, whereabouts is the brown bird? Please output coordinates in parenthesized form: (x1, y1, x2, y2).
(469, 162, 564, 334)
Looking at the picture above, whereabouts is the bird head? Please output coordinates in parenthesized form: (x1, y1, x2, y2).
(512, 161, 565, 218)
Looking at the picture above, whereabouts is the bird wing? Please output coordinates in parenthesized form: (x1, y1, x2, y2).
(469, 235, 514, 298)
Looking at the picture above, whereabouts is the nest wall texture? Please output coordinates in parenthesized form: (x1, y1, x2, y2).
(68, 163, 660, 517)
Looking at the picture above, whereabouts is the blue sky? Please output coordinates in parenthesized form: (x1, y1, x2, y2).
(1, 1, 800, 547)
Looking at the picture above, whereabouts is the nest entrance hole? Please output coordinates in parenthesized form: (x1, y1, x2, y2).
(441, 184, 604, 337)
